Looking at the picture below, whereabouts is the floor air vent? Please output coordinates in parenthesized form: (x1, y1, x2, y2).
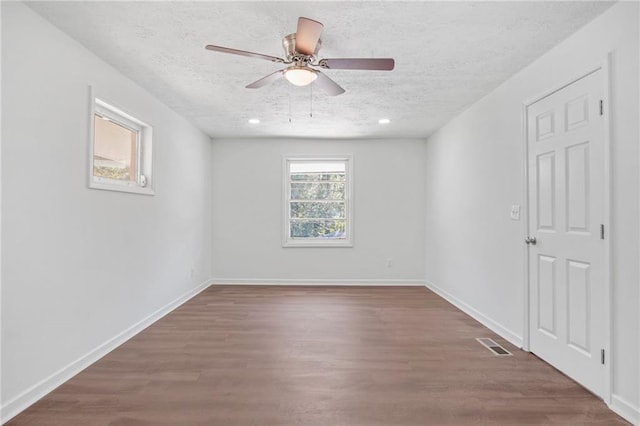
(476, 337, 512, 356)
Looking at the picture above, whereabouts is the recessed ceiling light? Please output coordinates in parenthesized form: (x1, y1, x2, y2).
(378, 118, 391, 124)
(248, 118, 260, 124)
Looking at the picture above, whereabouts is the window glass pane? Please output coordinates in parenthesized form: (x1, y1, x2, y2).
(290, 202, 345, 219)
(285, 158, 350, 244)
(291, 182, 345, 200)
(290, 172, 345, 182)
(93, 114, 137, 182)
(290, 220, 346, 238)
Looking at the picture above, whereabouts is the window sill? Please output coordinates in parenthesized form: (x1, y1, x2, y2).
(283, 239, 353, 248)
(89, 181, 155, 196)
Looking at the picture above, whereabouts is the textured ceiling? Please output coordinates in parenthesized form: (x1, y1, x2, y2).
(26, 1, 613, 139)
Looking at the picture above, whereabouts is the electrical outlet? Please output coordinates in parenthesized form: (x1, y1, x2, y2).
(386, 258, 393, 268)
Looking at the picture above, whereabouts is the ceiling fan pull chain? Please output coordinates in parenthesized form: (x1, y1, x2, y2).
(310, 83, 313, 118)
(288, 81, 292, 123)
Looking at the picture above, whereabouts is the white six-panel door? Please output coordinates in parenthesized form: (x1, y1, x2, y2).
(527, 69, 605, 397)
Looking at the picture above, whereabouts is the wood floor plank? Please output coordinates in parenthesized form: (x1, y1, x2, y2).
(7, 286, 629, 425)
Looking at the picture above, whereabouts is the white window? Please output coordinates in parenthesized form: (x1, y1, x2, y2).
(89, 96, 153, 195)
(283, 156, 353, 247)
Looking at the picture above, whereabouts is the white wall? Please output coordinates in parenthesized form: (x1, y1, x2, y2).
(211, 138, 426, 285)
(0, 0, 4, 414)
(424, 2, 639, 422)
(1, 2, 212, 421)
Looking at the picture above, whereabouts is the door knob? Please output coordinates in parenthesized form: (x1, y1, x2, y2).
(525, 236, 537, 245)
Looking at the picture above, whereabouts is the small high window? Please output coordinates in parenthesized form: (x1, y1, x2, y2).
(89, 97, 153, 195)
(283, 156, 353, 247)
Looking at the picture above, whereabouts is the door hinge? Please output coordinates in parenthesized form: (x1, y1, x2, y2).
(600, 224, 605, 240)
(599, 100, 604, 116)
(601, 349, 605, 365)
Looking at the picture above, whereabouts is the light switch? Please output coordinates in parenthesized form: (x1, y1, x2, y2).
(510, 205, 521, 221)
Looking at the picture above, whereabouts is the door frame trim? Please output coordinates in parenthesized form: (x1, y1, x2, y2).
(520, 54, 612, 403)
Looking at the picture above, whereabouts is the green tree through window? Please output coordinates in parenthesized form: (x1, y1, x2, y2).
(285, 158, 352, 246)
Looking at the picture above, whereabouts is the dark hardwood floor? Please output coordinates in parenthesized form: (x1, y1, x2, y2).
(8, 286, 628, 425)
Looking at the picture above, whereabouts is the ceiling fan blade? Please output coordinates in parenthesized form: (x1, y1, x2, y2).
(313, 71, 345, 96)
(319, 58, 395, 71)
(205, 45, 284, 63)
(246, 70, 285, 89)
(296, 17, 324, 56)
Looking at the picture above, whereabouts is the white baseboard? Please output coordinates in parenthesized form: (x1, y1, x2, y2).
(0, 279, 213, 425)
(424, 279, 523, 348)
(211, 278, 426, 286)
(610, 394, 640, 425)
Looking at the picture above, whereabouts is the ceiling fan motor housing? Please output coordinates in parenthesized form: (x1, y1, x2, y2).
(282, 33, 321, 64)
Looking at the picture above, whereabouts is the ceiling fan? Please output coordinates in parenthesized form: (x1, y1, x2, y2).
(205, 17, 395, 96)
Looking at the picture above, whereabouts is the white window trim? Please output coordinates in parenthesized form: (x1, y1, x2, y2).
(282, 155, 353, 248)
(88, 88, 154, 196)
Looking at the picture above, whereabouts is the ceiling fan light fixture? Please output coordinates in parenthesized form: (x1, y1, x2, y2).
(284, 67, 317, 86)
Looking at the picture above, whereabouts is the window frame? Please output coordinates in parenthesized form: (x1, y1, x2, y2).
(88, 90, 154, 196)
(282, 155, 353, 248)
